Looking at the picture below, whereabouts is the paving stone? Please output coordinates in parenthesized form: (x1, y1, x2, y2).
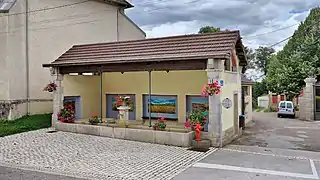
(0, 128, 213, 180)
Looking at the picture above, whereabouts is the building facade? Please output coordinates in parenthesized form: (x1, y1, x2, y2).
(0, 0, 145, 120)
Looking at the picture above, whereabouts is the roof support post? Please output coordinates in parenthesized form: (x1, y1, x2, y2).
(51, 68, 64, 128)
(206, 59, 224, 148)
(148, 70, 152, 127)
(99, 70, 103, 119)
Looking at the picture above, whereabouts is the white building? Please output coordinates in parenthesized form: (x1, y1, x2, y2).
(0, 0, 145, 120)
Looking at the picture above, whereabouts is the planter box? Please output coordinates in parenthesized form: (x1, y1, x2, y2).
(55, 122, 194, 147)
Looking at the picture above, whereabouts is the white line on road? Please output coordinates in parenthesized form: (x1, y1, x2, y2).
(193, 162, 319, 179)
(285, 127, 320, 130)
(223, 148, 320, 162)
(310, 159, 319, 178)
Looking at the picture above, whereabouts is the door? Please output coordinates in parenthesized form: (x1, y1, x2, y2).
(233, 93, 239, 134)
(315, 86, 320, 121)
(63, 96, 81, 120)
(106, 94, 136, 120)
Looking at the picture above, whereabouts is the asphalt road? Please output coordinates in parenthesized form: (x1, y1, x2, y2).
(233, 112, 320, 152)
(0, 166, 85, 180)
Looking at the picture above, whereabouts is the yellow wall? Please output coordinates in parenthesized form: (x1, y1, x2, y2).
(62, 70, 241, 130)
(63, 75, 100, 119)
(102, 70, 207, 122)
(220, 72, 242, 131)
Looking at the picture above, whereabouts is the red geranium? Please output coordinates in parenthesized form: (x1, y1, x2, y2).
(201, 81, 221, 96)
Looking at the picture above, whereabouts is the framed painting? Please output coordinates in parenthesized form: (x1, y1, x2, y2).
(63, 96, 81, 120)
(186, 95, 209, 131)
(143, 95, 178, 120)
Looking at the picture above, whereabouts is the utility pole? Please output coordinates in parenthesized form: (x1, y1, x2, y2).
(26, 0, 30, 115)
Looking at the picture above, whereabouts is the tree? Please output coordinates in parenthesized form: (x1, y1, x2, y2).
(253, 46, 275, 76)
(252, 80, 268, 108)
(265, 7, 320, 98)
(198, 26, 221, 34)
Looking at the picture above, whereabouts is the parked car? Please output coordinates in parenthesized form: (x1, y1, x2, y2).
(277, 101, 295, 118)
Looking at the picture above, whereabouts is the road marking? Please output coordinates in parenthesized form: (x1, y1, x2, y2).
(223, 148, 320, 162)
(310, 160, 319, 178)
(285, 127, 320, 130)
(193, 162, 319, 179)
(167, 148, 218, 180)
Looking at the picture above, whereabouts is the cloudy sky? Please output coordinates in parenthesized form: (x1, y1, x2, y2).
(126, 0, 319, 51)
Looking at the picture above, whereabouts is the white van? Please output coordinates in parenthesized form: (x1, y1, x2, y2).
(277, 101, 295, 118)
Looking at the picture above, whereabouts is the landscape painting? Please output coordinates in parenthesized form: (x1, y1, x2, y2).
(143, 95, 178, 119)
(149, 97, 176, 114)
(187, 96, 209, 117)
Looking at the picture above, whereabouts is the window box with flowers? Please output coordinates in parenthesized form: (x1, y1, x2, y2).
(43, 82, 57, 93)
(58, 102, 75, 123)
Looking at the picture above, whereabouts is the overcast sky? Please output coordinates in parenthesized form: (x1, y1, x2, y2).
(127, 0, 319, 51)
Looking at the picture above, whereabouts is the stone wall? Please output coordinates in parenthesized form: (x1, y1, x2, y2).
(299, 77, 316, 121)
(0, 99, 52, 120)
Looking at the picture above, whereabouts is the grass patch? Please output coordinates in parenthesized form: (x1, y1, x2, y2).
(0, 114, 51, 137)
(255, 106, 265, 112)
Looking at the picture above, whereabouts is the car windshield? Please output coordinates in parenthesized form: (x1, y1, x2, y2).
(286, 103, 293, 108)
(280, 102, 285, 108)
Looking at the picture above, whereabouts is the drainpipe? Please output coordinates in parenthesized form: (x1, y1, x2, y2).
(25, 0, 30, 115)
(116, 8, 119, 41)
(218, 100, 222, 148)
(148, 70, 152, 127)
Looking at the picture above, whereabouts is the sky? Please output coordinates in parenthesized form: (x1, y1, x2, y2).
(126, 0, 319, 51)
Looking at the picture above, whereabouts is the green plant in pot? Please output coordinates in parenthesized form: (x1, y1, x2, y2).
(89, 114, 101, 125)
(184, 109, 207, 130)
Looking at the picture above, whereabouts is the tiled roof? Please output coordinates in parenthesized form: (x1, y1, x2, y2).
(241, 74, 255, 85)
(45, 30, 246, 67)
(0, 0, 16, 13)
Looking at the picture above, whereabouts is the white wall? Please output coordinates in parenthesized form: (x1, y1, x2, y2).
(258, 95, 269, 108)
(0, 14, 9, 100)
(1, 0, 145, 117)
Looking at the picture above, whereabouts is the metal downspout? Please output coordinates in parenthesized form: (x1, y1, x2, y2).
(148, 70, 152, 127)
(26, 0, 30, 115)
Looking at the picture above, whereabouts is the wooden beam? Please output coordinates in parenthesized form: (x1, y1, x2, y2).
(59, 59, 207, 74)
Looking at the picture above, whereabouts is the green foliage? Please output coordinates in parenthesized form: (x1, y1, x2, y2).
(252, 80, 268, 108)
(266, 8, 320, 96)
(0, 114, 51, 137)
(198, 26, 221, 34)
(89, 115, 101, 125)
(263, 105, 278, 112)
(187, 109, 207, 126)
(255, 106, 265, 112)
(254, 47, 275, 76)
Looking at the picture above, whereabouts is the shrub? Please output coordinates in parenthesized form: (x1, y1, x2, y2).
(153, 117, 166, 130)
(89, 115, 101, 125)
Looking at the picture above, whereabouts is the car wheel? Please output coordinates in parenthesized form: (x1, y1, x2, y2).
(277, 114, 281, 118)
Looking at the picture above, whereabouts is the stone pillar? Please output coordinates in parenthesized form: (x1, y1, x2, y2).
(52, 70, 64, 127)
(300, 77, 317, 121)
(206, 59, 224, 144)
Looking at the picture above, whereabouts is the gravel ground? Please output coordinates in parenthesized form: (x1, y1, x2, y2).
(0, 129, 215, 180)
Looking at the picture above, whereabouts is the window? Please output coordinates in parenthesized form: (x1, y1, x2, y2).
(286, 102, 293, 109)
(242, 86, 249, 96)
(279, 102, 285, 108)
(0, 0, 16, 13)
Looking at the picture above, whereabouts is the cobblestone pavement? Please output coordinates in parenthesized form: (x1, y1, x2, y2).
(0, 129, 215, 180)
(232, 112, 320, 152)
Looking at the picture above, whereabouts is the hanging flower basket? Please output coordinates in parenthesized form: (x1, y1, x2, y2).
(201, 80, 221, 96)
(43, 82, 57, 92)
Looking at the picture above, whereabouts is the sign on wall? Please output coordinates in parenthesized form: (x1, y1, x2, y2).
(222, 98, 232, 109)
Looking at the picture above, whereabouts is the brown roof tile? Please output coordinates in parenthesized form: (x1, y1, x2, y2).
(45, 30, 245, 67)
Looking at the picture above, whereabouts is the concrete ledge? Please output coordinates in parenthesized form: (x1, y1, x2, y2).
(55, 122, 194, 147)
